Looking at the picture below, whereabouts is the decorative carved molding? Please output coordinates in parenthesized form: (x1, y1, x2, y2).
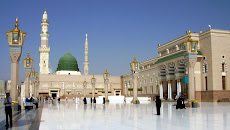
(10, 53, 21, 63)
(188, 60, 196, 68)
(25, 71, 31, 77)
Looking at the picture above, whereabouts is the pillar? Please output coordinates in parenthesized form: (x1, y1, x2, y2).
(92, 84, 95, 99)
(84, 87, 86, 97)
(25, 71, 31, 98)
(177, 79, 182, 97)
(187, 60, 196, 100)
(105, 81, 108, 100)
(160, 81, 163, 99)
(31, 80, 35, 97)
(10, 53, 21, 101)
(167, 80, 172, 100)
(133, 73, 138, 103)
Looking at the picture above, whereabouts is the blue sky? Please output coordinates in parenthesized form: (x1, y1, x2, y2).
(0, 0, 230, 82)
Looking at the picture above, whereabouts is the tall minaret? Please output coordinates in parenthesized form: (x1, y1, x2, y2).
(39, 8, 50, 74)
(84, 33, 89, 75)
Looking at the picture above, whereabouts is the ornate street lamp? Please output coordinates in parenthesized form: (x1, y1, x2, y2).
(22, 51, 34, 98)
(91, 75, 96, 103)
(130, 56, 140, 104)
(83, 79, 87, 104)
(183, 29, 198, 103)
(6, 17, 26, 101)
(30, 68, 37, 97)
(103, 69, 110, 102)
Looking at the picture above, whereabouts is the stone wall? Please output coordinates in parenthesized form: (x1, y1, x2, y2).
(196, 90, 230, 102)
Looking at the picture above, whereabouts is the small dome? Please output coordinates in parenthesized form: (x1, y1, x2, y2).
(56, 52, 79, 71)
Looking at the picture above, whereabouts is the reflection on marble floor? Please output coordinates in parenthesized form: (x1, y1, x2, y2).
(39, 100, 230, 130)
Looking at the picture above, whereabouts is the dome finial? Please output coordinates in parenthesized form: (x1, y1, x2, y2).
(86, 33, 88, 40)
(27, 51, 30, 59)
(15, 17, 19, 30)
(67, 50, 69, 53)
(188, 29, 191, 39)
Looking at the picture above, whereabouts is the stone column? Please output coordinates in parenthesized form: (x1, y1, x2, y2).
(160, 81, 163, 99)
(25, 71, 31, 98)
(187, 60, 196, 100)
(177, 79, 182, 97)
(133, 73, 138, 103)
(92, 84, 95, 99)
(31, 81, 35, 97)
(84, 87, 86, 97)
(167, 80, 172, 100)
(105, 81, 108, 100)
(10, 53, 21, 101)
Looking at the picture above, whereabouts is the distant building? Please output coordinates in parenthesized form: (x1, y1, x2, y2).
(7, 80, 11, 91)
(0, 80, 6, 98)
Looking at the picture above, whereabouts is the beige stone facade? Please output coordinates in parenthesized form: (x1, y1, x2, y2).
(38, 74, 121, 98)
(122, 29, 230, 102)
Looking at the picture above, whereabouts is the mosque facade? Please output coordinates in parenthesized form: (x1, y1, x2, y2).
(122, 29, 230, 102)
(38, 10, 121, 99)
(37, 9, 230, 102)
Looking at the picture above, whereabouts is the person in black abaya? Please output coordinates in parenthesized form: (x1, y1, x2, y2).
(176, 96, 186, 109)
(94, 97, 96, 104)
(155, 96, 161, 115)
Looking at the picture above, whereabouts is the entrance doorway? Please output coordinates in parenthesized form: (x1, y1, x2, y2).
(222, 76, 226, 90)
(52, 93, 57, 99)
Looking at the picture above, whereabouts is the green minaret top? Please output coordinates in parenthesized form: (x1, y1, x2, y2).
(56, 52, 79, 71)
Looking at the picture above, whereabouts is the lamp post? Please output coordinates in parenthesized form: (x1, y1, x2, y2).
(130, 56, 140, 104)
(91, 75, 96, 102)
(35, 78, 39, 98)
(6, 17, 26, 101)
(22, 51, 34, 98)
(83, 79, 87, 104)
(103, 69, 110, 102)
(30, 68, 37, 97)
(183, 29, 198, 103)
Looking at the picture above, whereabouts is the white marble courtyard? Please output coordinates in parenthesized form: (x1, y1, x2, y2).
(0, 99, 230, 130)
(39, 100, 230, 130)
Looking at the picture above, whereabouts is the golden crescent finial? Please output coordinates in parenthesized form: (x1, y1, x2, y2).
(15, 17, 19, 29)
(188, 29, 191, 39)
(27, 51, 30, 58)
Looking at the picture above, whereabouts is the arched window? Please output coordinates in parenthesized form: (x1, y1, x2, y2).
(203, 60, 208, 74)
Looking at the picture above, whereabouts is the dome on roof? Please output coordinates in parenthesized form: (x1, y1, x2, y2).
(56, 52, 80, 71)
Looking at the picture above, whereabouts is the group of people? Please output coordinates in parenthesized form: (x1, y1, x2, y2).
(155, 95, 186, 115)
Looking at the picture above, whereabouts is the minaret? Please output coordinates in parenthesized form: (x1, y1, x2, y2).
(39, 8, 50, 74)
(84, 33, 89, 75)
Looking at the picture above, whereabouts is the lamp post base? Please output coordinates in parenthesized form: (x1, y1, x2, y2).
(132, 100, 140, 104)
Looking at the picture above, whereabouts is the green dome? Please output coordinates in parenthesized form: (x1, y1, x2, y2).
(56, 52, 80, 71)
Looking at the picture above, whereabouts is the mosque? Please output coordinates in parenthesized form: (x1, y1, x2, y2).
(38, 9, 121, 99)
(36, 9, 230, 102)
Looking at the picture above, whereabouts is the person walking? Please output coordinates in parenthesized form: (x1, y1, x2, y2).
(155, 95, 161, 115)
(4, 92, 12, 128)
